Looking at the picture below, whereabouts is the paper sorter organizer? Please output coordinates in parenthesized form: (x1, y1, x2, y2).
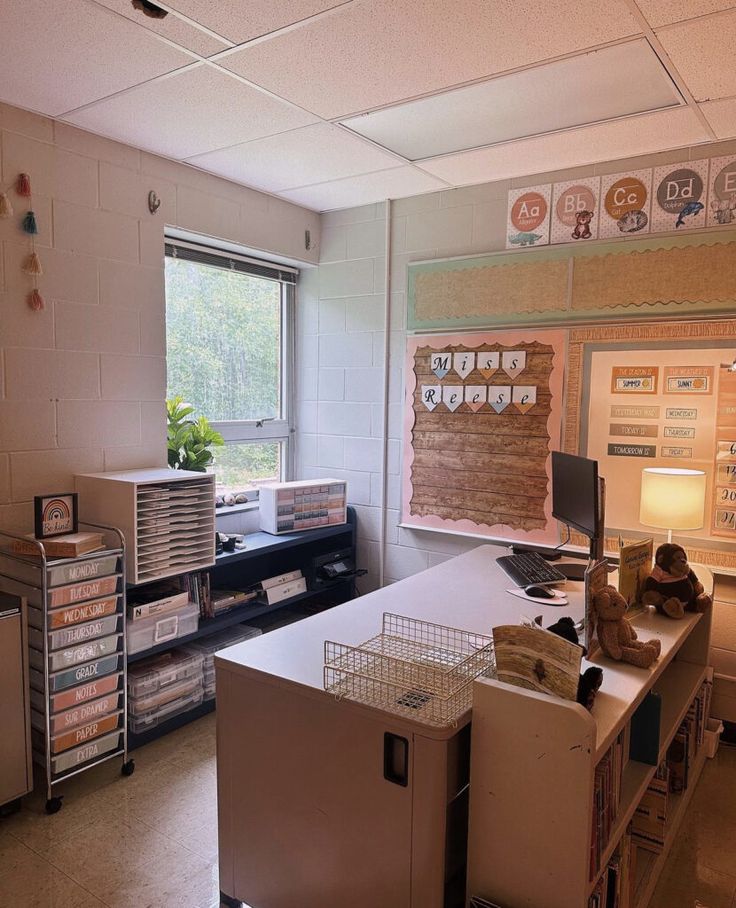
(324, 613, 494, 727)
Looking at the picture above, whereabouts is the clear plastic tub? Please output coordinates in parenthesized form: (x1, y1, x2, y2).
(127, 649, 204, 699)
(126, 601, 199, 655)
(48, 575, 120, 609)
(128, 675, 203, 716)
(183, 624, 261, 671)
(128, 687, 204, 733)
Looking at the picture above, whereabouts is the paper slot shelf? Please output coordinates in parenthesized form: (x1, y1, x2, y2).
(324, 613, 494, 728)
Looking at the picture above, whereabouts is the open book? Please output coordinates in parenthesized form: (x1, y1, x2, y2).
(492, 623, 582, 701)
(618, 537, 653, 615)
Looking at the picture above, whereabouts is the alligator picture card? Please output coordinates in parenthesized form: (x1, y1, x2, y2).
(506, 183, 551, 249)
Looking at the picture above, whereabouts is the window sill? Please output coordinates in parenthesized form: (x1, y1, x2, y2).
(216, 500, 260, 518)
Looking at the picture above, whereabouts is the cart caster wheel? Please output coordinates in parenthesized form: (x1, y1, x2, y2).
(121, 759, 135, 777)
(45, 797, 63, 815)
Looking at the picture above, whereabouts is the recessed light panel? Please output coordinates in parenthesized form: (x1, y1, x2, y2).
(341, 40, 683, 161)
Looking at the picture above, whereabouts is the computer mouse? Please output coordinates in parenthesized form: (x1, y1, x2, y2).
(524, 584, 557, 600)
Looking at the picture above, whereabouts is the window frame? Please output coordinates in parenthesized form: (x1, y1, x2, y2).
(164, 236, 296, 494)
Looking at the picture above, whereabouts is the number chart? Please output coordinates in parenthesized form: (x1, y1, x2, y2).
(402, 329, 565, 545)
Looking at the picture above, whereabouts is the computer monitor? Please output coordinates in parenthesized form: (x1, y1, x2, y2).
(551, 451, 604, 563)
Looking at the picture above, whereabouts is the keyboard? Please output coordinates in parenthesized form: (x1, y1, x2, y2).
(496, 551, 567, 587)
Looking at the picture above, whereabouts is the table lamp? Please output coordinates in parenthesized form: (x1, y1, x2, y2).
(639, 467, 706, 543)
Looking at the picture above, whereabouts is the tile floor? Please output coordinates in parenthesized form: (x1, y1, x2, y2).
(0, 715, 734, 908)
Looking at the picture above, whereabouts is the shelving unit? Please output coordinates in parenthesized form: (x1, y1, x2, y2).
(125, 511, 357, 749)
(466, 604, 712, 908)
(0, 525, 133, 814)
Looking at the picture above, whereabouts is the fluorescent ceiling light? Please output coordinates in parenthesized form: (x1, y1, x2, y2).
(340, 40, 683, 161)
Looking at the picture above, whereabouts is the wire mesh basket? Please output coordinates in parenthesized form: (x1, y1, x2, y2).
(324, 613, 495, 727)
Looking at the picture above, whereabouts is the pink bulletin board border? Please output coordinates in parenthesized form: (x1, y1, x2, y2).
(402, 328, 567, 546)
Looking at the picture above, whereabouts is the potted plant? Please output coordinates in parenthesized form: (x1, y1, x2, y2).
(166, 396, 224, 472)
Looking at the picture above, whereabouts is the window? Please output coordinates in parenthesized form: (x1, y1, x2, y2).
(164, 239, 295, 500)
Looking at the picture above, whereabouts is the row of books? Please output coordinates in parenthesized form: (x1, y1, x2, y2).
(127, 568, 307, 623)
(589, 825, 632, 908)
(590, 728, 627, 877)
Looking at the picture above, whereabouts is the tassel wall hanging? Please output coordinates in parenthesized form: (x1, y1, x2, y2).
(0, 172, 46, 310)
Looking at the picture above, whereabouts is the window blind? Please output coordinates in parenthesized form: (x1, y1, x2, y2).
(165, 240, 298, 285)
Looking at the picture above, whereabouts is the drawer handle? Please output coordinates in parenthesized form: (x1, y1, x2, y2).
(383, 733, 409, 787)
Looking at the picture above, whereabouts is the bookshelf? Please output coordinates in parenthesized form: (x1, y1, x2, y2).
(466, 603, 712, 908)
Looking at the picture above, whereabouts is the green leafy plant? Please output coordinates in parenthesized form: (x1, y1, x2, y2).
(166, 396, 224, 472)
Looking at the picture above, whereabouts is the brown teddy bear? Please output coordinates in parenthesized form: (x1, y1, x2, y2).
(642, 543, 712, 619)
(593, 585, 661, 669)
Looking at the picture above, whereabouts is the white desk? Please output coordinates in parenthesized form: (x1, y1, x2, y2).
(214, 546, 710, 908)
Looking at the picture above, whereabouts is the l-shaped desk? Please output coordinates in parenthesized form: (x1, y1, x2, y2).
(214, 545, 711, 908)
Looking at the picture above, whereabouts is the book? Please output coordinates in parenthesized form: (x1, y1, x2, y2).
(492, 624, 582, 701)
(629, 692, 662, 765)
(127, 590, 189, 621)
(618, 538, 653, 614)
(12, 532, 105, 558)
(260, 569, 303, 590)
(211, 589, 258, 613)
(584, 559, 610, 657)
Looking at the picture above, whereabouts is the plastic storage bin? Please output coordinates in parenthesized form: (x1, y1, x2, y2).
(184, 624, 261, 700)
(128, 686, 204, 733)
(27, 595, 121, 631)
(50, 729, 123, 775)
(127, 601, 199, 655)
(127, 649, 204, 699)
(128, 675, 203, 716)
(705, 718, 724, 758)
(33, 691, 123, 735)
(30, 633, 122, 672)
(29, 614, 120, 651)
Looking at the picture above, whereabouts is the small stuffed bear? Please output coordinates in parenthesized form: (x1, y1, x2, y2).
(642, 543, 712, 619)
(593, 585, 661, 669)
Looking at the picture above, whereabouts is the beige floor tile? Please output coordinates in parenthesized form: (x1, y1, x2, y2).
(0, 850, 106, 907)
(171, 811, 219, 862)
(0, 828, 41, 877)
(649, 858, 736, 908)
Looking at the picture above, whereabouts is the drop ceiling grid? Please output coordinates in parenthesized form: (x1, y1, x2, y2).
(219, 0, 643, 120)
(415, 106, 710, 187)
(701, 98, 736, 138)
(633, 0, 736, 27)
(88, 0, 232, 55)
(62, 65, 320, 160)
(0, 0, 196, 117)
(655, 9, 736, 101)
(162, 0, 354, 44)
(186, 122, 409, 193)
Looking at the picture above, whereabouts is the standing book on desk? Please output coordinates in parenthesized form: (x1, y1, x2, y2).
(618, 538, 653, 615)
(584, 559, 609, 657)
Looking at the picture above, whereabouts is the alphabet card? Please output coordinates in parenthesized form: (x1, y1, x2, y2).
(707, 156, 736, 228)
(599, 169, 652, 239)
(506, 184, 551, 249)
(651, 159, 709, 232)
(550, 178, 600, 245)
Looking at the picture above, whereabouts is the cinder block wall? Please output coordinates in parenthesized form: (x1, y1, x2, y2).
(0, 101, 320, 532)
(297, 137, 736, 591)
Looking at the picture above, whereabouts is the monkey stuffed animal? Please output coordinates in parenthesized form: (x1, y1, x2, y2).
(642, 543, 712, 619)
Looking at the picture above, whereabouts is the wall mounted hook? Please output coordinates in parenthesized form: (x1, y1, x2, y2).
(148, 190, 161, 214)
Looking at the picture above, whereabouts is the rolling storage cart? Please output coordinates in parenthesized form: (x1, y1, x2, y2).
(0, 525, 134, 814)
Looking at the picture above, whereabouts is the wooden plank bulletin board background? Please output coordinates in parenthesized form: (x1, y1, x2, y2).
(403, 329, 565, 546)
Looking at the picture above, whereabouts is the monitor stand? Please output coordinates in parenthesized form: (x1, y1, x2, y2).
(556, 561, 589, 581)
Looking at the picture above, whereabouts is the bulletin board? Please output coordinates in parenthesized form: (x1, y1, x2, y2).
(402, 329, 566, 546)
(402, 320, 736, 567)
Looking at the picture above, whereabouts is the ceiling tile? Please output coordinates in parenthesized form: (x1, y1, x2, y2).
(280, 166, 447, 211)
(700, 98, 736, 137)
(90, 0, 231, 55)
(341, 41, 681, 160)
(0, 0, 194, 116)
(63, 65, 319, 159)
(221, 0, 641, 119)
(634, 0, 735, 27)
(188, 123, 403, 191)
(164, 0, 347, 43)
(657, 10, 736, 100)
(417, 107, 710, 186)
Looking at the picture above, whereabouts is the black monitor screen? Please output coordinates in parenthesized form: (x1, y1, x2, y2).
(551, 451, 599, 539)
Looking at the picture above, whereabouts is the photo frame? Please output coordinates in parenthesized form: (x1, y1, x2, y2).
(34, 493, 78, 539)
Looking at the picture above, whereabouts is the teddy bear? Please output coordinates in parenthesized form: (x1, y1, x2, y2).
(571, 209, 593, 239)
(593, 585, 661, 669)
(642, 543, 712, 619)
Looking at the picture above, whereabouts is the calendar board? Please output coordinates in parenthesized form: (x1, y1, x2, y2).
(402, 329, 565, 545)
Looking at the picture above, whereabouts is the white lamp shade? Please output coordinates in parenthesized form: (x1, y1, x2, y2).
(639, 468, 706, 531)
